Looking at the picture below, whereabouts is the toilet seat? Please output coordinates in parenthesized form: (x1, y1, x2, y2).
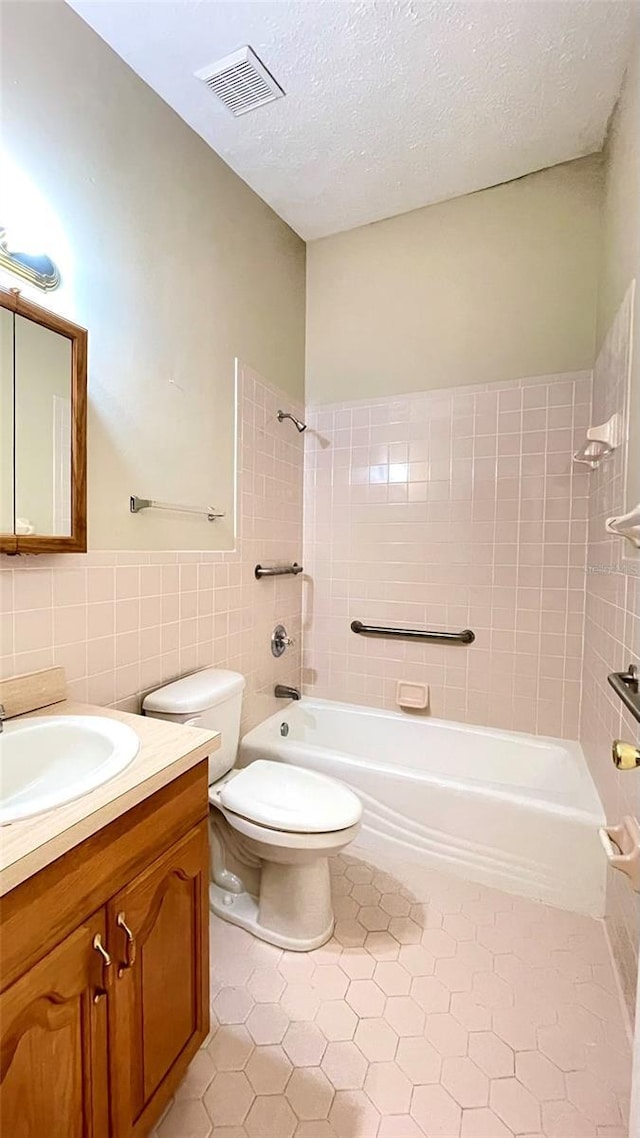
(217, 759, 362, 834)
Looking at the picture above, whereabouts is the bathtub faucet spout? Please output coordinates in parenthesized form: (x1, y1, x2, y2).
(274, 684, 301, 700)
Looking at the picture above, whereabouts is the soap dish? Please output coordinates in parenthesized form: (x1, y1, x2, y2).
(573, 412, 623, 469)
(599, 816, 640, 893)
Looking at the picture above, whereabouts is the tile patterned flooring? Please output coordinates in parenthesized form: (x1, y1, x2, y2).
(153, 849, 632, 1138)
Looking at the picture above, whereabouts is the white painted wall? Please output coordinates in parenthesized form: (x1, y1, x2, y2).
(306, 157, 602, 405)
(1, 1, 305, 550)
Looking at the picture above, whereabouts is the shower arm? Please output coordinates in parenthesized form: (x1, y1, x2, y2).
(277, 409, 307, 433)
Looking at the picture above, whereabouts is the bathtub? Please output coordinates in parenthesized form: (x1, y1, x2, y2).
(239, 698, 607, 917)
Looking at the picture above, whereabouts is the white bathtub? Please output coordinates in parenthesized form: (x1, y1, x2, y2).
(239, 698, 607, 917)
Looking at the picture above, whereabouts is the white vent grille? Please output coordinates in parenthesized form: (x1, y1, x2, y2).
(195, 46, 285, 117)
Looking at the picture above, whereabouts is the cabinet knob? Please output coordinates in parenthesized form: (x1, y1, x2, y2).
(117, 911, 137, 974)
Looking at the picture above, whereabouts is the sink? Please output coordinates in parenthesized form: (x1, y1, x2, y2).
(0, 715, 140, 825)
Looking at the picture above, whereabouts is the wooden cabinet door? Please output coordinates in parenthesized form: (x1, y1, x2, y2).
(107, 821, 209, 1138)
(0, 910, 110, 1138)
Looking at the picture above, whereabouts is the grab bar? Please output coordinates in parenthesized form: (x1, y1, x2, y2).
(350, 620, 475, 644)
(255, 563, 303, 579)
(608, 665, 640, 725)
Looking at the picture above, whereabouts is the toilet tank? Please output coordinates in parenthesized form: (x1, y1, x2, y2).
(142, 668, 245, 783)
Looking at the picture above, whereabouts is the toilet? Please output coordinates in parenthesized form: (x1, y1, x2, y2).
(142, 668, 362, 950)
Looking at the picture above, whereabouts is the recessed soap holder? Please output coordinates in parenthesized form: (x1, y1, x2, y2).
(599, 815, 640, 893)
(573, 412, 623, 469)
(396, 680, 429, 710)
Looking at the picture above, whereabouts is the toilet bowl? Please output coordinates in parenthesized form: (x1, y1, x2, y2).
(142, 669, 362, 951)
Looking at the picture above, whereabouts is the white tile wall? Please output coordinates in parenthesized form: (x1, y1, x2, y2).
(303, 372, 592, 740)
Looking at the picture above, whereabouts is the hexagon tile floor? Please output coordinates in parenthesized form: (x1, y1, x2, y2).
(152, 849, 632, 1138)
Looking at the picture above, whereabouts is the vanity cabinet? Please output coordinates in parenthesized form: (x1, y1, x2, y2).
(0, 761, 210, 1138)
(0, 911, 110, 1138)
(108, 823, 209, 1138)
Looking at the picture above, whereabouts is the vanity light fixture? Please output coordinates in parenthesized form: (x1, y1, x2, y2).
(0, 226, 60, 291)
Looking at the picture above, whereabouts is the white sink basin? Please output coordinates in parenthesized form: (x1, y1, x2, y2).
(0, 715, 140, 825)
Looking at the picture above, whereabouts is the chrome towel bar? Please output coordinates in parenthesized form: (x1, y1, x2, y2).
(255, 563, 303, 579)
(351, 620, 475, 644)
(130, 496, 224, 521)
(608, 665, 640, 725)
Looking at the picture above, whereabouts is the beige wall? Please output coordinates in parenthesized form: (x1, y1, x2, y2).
(306, 157, 602, 405)
(1, 1, 305, 550)
(597, 15, 640, 514)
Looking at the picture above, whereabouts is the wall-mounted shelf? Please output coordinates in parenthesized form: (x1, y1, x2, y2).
(573, 413, 623, 469)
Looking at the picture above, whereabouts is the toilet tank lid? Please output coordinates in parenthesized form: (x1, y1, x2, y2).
(142, 668, 245, 715)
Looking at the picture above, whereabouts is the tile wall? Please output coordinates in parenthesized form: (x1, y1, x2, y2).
(580, 284, 640, 1020)
(0, 364, 304, 734)
(303, 371, 592, 739)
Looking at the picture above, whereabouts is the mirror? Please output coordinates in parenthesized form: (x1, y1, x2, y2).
(0, 308, 13, 534)
(15, 316, 73, 536)
(0, 288, 87, 554)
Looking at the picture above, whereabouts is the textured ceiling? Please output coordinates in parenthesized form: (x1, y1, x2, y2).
(67, 0, 635, 240)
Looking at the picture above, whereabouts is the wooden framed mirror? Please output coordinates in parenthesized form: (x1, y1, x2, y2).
(0, 287, 87, 554)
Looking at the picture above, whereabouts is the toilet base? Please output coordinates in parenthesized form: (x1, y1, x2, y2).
(209, 882, 334, 952)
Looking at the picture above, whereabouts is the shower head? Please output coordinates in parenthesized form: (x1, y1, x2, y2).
(277, 409, 307, 433)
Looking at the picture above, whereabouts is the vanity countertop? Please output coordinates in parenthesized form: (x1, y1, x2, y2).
(0, 698, 219, 897)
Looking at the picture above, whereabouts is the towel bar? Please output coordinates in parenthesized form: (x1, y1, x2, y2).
(130, 496, 224, 521)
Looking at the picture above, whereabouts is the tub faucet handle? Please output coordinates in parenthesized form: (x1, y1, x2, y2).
(271, 624, 295, 657)
(612, 740, 640, 770)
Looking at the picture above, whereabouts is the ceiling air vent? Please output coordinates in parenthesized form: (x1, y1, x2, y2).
(195, 46, 285, 117)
